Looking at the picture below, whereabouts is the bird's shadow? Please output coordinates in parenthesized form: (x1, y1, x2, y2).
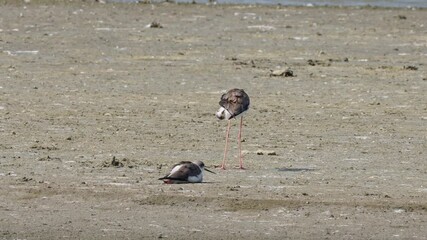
(276, 167, 316, 172)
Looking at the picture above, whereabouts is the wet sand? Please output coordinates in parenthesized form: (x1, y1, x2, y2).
(0, 1, 426, 239)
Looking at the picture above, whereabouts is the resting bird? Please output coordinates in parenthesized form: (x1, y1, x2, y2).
(159, 161, 215, 184)
(216, 88, 250, 169)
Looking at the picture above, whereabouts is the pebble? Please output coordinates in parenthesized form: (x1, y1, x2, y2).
(256, 150, 277, 156)
(269, 69, 294, 77)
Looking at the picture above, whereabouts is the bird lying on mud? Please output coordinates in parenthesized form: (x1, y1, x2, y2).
(159, 161, 216, 184)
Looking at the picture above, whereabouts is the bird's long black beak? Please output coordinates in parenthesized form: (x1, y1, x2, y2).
(205, 168, 216, 174)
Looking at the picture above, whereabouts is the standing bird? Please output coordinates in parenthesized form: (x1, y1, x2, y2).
(159, 160, 215, 184)
(216, 88, 250, 169)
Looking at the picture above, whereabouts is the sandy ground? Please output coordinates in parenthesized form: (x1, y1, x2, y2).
(0, 1, 426, 239)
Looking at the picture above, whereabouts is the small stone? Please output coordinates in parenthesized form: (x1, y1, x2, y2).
(256, 150, 277, 156)
(148, 21, 163, 28)
(403, 65, 418, 70)
(269, 69, 294, 77)
(111, 156, 124, 167)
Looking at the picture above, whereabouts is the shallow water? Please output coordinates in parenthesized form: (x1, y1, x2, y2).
(112, 0, 427, 8)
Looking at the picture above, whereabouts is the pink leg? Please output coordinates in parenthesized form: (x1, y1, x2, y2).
(238, 116, 245, 169)
(221, 120, 231, 170)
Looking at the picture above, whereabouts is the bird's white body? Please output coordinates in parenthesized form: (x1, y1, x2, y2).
(168, 163, 203, 183)
(216, 106, 232, 120)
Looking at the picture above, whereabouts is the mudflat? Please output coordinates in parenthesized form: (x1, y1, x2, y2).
(0, 1, 426, 239)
